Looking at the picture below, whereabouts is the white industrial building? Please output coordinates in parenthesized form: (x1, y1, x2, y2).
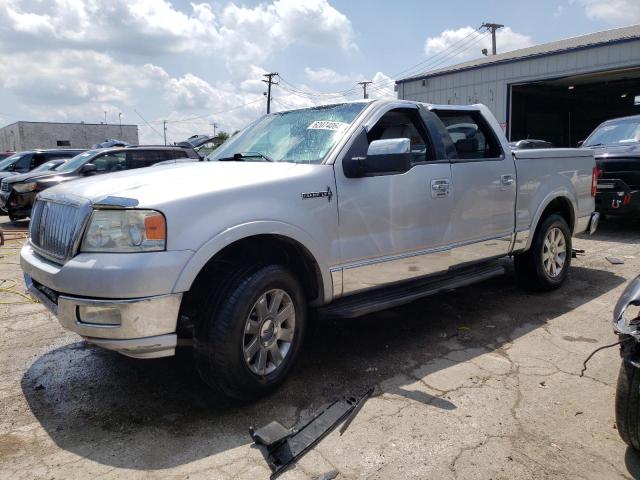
(396, 25, 640, 146)
(0, 121, 139, 151)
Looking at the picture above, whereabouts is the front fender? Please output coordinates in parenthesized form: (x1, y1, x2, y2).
(172, 220, 333, 303)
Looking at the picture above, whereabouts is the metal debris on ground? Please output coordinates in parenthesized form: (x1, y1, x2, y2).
(571, 248, 585, 258)
(579, 337, 633, 377)
(606, 256, 625, 265)
(250, 388, 373, 479)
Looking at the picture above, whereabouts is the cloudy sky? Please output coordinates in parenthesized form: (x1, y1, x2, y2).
(0, 0, 639, 144)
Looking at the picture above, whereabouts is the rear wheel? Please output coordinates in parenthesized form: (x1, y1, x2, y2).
(194, 264, 306, 401)
(514, 214, 571, 290)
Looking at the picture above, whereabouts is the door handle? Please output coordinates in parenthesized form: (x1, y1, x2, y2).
(431, 179, 450, 198)
(500, 174, 515, 186)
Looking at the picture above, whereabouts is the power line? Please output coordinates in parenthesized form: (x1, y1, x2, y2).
(165, 98, 264, 124)
(366, 30, 490, 94)
(275, 27, 486, 102)
(134, 109, 164, 142)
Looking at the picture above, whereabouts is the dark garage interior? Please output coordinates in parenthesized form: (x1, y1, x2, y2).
(510, 67, 640, 147)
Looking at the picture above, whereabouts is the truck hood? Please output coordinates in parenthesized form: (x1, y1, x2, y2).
(586, 142, 640, 159)
(3, 169, 70, 185)
(44, 161, 309, 206)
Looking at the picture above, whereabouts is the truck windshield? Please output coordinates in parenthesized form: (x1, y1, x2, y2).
(206, 102, 367, 164)
(584, 118, 640, 146)
(0, 153, 25, 170)
(55, 150, 100, 173)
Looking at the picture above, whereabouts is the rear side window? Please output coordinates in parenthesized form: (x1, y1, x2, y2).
(158, 150, 188, 161)
(434, 111, 502, 160)
(125, 150, 163, 169)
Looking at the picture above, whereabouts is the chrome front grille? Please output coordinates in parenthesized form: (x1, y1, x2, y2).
(30, 198, 89, 263)
(1, 181, 9, 192)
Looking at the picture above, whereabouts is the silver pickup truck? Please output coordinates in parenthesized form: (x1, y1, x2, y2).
(20, 100, 599, 400)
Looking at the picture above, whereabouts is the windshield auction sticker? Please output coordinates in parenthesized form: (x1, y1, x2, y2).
(307, 120, 349, 131)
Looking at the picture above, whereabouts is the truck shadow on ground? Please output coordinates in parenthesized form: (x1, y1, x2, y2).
(21, 265, 624, 471)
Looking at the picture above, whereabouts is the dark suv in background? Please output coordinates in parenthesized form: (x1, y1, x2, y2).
(583, 115, 640, 217)
(0, 149, 84, 178)
(0, 145, 199, 220)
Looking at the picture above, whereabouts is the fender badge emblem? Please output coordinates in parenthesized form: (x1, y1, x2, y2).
(301, 186, 333, 202)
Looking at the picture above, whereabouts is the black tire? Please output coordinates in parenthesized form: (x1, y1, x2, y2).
(514, 213, 572, 291)
(193, 264, 306, 401)
(616, 360, 640, 450)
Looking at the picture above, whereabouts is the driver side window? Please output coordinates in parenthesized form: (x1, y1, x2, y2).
(93, 152, 126, 172)
(368, 109, 431, 164)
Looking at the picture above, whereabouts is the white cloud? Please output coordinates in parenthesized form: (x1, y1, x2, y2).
(0, 0, 368, 144)
(365, 72, 396, 99)
(304, 67, 363, 84)
(424, 26, 533, 61)
(0, 50, 166, 106)
(0, 0, 356, 65)
(554, 5, 565, 16)
(575, 0, 640, 24)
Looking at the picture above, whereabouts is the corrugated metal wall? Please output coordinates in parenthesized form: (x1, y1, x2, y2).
(398, 40, 640, 127)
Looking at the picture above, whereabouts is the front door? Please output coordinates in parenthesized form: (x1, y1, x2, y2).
(433, 109, 516, 264)
(334, 105, 454, 295)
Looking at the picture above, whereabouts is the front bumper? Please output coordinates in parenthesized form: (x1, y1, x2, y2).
(25, 273, 182, 359)
(596, 179, 640, 216)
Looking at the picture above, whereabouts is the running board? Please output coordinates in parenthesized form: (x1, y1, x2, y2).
(319, 262, 505, 319)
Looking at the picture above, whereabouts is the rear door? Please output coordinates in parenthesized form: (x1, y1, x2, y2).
(433, 109, 516, 264)
(334, 105, 454, 295)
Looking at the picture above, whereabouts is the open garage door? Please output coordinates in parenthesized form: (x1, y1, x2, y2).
(510, 68, 640, 147)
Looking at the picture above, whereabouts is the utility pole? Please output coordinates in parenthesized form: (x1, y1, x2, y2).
(163, 120, 167, 146)
(211, 122, 218, 137)
(262, 73, 279, 114)
(358, 81, 373, 99)
(118, 112, 122, 137)
(104, 111, 107, 124)
(481, 22, 504, 55)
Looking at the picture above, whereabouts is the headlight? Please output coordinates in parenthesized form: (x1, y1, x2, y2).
(614, 276, 640, 335)
(13, 182, 37, 193)
(80, 209, 166, 253)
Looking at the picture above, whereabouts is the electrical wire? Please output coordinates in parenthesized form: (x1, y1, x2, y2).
(134, 109, 164, 142)
(165, 98, 264, 124)
(366, 30, 490, 94)
(276, 26, 487, 101)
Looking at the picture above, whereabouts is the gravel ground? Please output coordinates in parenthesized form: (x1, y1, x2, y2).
(1, 217, 639, 479)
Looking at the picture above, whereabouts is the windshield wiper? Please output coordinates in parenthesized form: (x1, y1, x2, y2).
(218, 151, 273, 162)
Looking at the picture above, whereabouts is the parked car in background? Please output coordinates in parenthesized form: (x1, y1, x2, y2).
(19, 99, 597, 401)
(509, 139, 554, 150)
(0, 149, 83, 179)
(176, 134, 223, 158)
(1, 145, 199, 220)
(27, 159, 69, 173)
(0, 151, 15, 161)
(582, 115, 640, 217)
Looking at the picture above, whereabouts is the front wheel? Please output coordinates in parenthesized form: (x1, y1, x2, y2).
(194, 264, 307, 401)
(616, 360, 640, 450)
(514, 213, 571, 290)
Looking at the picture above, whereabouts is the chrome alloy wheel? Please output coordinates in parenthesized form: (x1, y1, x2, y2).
(542, 227, 567, 278)
(243, 289, 296, 376)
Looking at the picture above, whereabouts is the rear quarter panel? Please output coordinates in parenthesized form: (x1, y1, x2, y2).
(513, 148, 595, 244)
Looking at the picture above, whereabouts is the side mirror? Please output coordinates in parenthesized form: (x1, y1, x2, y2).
(346, 138, 412, 178)
(577, 140, 584, 147)
(81, 163, 97, 175)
